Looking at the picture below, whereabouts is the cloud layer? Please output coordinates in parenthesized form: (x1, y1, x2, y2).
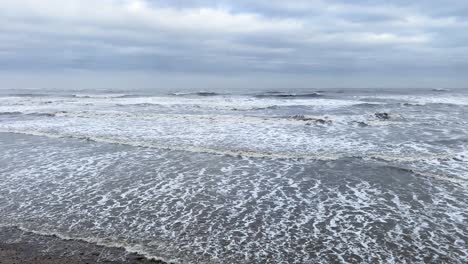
(1, 0, 467, 87)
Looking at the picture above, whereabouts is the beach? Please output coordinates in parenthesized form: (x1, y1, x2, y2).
(0, 226, 165, 264)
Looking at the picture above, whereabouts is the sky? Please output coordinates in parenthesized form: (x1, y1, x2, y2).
(1, 0, 468, 90)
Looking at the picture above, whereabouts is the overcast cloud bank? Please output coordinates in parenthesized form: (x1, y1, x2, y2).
(1, 0, 467, 89)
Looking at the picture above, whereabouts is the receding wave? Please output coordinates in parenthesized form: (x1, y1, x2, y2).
(0, 224, 174, 264)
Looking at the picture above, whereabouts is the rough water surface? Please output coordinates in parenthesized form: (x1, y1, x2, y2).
(0, 88, 467, 263)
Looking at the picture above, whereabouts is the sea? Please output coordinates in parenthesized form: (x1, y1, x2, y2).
(0, 87, 467, 263)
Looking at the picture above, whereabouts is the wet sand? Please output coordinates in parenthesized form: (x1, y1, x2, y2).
(0, 227, 167, 264)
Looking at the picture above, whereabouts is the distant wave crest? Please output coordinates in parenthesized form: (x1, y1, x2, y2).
(169, 91, 223, 97)
(71, 94, 137, 99)
(254, 92, 323, 99)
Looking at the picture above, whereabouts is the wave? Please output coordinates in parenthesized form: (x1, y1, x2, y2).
(71, 94, 137, 99)
(354, 102, 427, 108)
(0, 109, 416, 132)
(0, 129, 340, 161)
(0, 109, 417, 131)
(0, 224, 174, 264)
(115, 103, 163, 108)
(254, 92, 322, 99)
(353, 103, 383, 108)
(287, 115, 332, 124)
(379, 164, 467, 185)
(385, 165, 468, 185)
(52, 111, 342, 127)
(400, 102, 425, 107)
(1, 129, 466, 184)
(245, 105, 280, 111)
(424, 137, 468, 146)
(0, 111, 66, 117)
(3, 93, 138, 99)
(169, 91, 223, 97)
(432, 88, 450, 92)
(0, 111, 23, 116)
(27, 112, 58, 117)
(3, 93, 49, 97)
(358, 95, 468, 106)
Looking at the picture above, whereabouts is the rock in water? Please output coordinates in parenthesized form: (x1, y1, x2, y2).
(375, 112, 390, 120)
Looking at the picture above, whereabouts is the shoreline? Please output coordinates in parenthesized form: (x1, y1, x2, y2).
(0, 226, 167, 264)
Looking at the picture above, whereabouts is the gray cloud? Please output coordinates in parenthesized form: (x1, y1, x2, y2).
(0, 0, 467, 88)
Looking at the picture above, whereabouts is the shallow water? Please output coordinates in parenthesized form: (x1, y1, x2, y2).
(0, 88, 467, 263)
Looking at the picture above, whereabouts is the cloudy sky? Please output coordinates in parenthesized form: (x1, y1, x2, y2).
(1, 0, 467, 89)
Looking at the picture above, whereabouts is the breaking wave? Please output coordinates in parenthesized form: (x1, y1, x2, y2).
(71, 93, 138, 99)
(169, 91, 223, 97)
(254, 92, 323, 98)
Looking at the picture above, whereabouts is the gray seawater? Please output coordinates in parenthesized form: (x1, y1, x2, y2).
(0, 88, 467, 263)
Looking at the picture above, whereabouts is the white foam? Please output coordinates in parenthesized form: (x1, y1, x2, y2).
(1, 137, 467, 263)
(1, 91, 467, 263)
(358, 94, 468, 106)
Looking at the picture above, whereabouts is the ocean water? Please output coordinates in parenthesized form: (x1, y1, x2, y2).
(0, 88, 467, 263)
